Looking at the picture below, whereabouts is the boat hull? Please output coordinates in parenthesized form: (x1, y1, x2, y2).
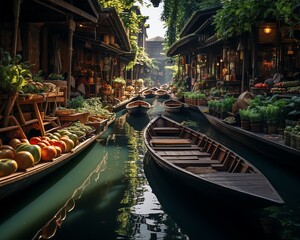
(0, 118, 115, 200)
(163, 99, 184, 113)
(0, 133, 99, 199)
(126, 100, 151, 115)
(144, 115, 284, 209)
(198, 106, 300, 169)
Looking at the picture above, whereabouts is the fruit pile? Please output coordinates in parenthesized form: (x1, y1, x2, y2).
(0, 130, 79, 178)
(271, 80, 300, 94)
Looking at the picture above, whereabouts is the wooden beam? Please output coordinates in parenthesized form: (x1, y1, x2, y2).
(39, 0, 98, 23)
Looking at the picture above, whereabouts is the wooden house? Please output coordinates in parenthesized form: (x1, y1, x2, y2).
(167, 5, 300, 94)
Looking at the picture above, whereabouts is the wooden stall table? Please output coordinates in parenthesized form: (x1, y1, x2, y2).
(57, 112, 90, 127)
(15, 94, 47, 136)
(0, 94, 27, 139)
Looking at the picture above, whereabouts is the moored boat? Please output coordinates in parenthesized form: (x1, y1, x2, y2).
(142, 89, 155, 98)
(0, 117, 115, 200)
(126, 100, 151, 115)
(198, 106, 300, 169)
(154, 89, 170, 99)
(144, 115, 284, 208)
(0, 133, 98, 199)
(163, 99, 185, 113)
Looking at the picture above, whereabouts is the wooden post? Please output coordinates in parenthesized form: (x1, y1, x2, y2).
(67, 17, 76, 102)
(12, 0, 21, 57)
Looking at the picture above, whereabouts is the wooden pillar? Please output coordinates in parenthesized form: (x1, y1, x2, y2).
(41, 26, 49, 76)
(12, 0, 21, 57)
(67, 17, 76, 102)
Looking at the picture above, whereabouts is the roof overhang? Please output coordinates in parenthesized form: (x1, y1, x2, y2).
(0, 0, 101, 23)
(167, 34, 198, 57)
(74, 35, 134, 61)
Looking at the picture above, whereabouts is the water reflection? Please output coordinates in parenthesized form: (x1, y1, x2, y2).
(114, 120, 187, 239)
(11, 100, 299, 239)
(32, 153, 108, 240)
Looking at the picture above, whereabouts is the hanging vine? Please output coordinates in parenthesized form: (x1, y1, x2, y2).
(161, 0, 221, 47)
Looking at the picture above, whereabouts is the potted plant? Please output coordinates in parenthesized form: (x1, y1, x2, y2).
(248, 109, 262, 132)
(266, 104, 280, 134)
(220, 96, 236, 119)
(196, 92, 206, 106)
(239, 109, 251, 130)
(0, 49, 32, 126)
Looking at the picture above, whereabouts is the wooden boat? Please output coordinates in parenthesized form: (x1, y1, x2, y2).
(142, 89, 155, 98)
(0, 133, 98, 199)
(0, 118, 114, 200)
(144, 115, 284, 208)
(163, 99, 185, 113)
(198, 106, 300, 169)
(154, 89, 170, 99)
(126, 100, 151, 114)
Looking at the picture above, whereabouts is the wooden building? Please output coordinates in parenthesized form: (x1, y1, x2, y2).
(0, 0, 134, 100)
(167, 5, 300, 94)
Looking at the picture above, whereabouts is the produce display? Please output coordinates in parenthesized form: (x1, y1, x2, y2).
(0, 123, 96, 178)
(271, 81, 300, 94)
(253, 83, 268, 88)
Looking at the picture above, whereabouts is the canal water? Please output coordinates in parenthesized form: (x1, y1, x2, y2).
(0, 98, 299, 240)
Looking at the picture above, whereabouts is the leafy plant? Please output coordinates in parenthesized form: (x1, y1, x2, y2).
(0, 49, 32, 93)
(249, 109, 262, 122)
(220, 95, 236, 112)
(239, 109, 250, 120)
(67, 95, 85, 109)
(266, 104, 280, 124)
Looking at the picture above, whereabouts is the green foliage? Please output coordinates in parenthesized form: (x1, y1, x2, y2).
(162, 0, 221, 47)
(220, 95, 236, 112)
(213, 0, 300, 40)
(248, 109, 262, 122)
(239, 109, 250, 120)
(266, 104, 280, 124)
(0, 49, 32, 93)
(67, 95, 85, 109)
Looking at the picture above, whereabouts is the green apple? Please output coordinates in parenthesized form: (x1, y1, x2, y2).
(0, 159, 18, 177)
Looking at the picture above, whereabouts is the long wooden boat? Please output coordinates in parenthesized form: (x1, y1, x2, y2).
(198, 106, 300, 169)
(0, 118, 114, 200)
(163, 99, 185, 113)
(144, 115, 284, 208)
(126, 100, 151, 115)
(154, 89, 170, 99)
(142, 89, 155, 98)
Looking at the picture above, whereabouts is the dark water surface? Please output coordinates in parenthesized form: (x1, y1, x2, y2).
(0, 99, 300, 239)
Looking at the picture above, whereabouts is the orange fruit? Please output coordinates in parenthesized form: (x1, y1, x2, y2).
(41, 146, 57, 161)
(54, 146, 62, 157)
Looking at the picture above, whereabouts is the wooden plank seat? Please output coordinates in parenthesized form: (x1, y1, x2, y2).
(156, 149, 210, 157)
(152, 145, 201, 150)
(152, 127, 181, 134)
(168, 158, 220, 166)
(164, 155, 200, 160)
(150, 138, 192, 146)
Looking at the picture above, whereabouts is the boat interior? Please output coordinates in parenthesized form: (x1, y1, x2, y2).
(146, 117, 256, 175)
